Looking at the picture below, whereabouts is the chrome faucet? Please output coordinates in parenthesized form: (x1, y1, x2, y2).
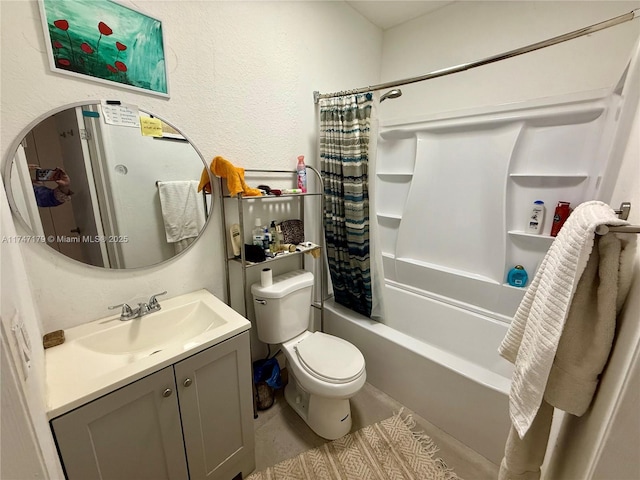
(147, 291, 167, 312)
(108, 291, 167, 321)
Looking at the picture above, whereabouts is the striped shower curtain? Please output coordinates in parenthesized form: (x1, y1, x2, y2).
(319, 93, 374, 317)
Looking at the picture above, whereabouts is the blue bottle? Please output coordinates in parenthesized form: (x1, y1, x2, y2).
(507, 265, 528, 287)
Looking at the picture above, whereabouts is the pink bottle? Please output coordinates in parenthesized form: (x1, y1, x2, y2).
(296, 155, 307, 193)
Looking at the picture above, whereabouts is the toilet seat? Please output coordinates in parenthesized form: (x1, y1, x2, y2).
(293, 332, 365, 384)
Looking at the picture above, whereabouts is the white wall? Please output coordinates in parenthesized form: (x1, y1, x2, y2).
(380, 1, 640, 123)
(1, 0, 382, 333)
(1, 1, 382, 477)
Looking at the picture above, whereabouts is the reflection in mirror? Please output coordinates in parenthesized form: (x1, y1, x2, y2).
(6, 103, 212, 269)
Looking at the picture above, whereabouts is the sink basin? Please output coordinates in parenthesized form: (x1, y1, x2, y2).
(46, 289, 251, 419)
(77, 300, 227, 355)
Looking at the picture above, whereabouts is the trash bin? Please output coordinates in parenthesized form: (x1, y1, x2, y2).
(253, 357, 282, 410)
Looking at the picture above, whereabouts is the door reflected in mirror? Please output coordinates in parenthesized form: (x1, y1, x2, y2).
(6, 103, 212, 269)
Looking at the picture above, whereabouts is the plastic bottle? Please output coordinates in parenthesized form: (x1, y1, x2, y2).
(550, 201, 571, 237)
(296, 155, 307, 193)
(269, 221, 281, 253)
(507, 265, 528, 288)
(230, 224, 241, 257)
(526, 200, 545, 234)
(263, 227, 271, 253)
(252, 218, 265, 247)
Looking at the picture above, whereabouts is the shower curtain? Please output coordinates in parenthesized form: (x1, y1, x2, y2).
(318, 92, 384, 319)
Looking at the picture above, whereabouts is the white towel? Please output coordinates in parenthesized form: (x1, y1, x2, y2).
(498, 201, 630, 439)
(158, 180, 206, 245)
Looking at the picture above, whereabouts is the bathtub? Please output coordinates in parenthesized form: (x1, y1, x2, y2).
(323, 282, 514, 464)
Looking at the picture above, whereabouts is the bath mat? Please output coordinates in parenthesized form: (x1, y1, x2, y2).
(246, 410, 461, 480)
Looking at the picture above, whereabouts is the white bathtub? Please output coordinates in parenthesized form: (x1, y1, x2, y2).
(324, 282, 514, 464)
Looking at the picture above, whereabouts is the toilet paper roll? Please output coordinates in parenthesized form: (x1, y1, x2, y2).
(261, 268, 273, 287)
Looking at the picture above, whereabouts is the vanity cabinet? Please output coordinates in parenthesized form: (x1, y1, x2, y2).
(51, 332, 254, 480)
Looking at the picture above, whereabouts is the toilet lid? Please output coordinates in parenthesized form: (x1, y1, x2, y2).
(294, 332, 365, 383)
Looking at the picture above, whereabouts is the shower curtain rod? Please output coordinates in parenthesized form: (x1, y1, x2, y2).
(313, 9, 639, 103)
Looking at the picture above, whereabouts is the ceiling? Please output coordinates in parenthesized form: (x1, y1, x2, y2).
(346, 1, 454, 30)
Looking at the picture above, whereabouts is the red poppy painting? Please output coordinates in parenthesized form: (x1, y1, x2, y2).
(38, 0, 169, 97)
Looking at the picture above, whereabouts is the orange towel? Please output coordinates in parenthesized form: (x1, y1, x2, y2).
(198, 156, 262, 197)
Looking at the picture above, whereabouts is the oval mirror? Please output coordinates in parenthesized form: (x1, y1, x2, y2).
(4, 102, 213, 269)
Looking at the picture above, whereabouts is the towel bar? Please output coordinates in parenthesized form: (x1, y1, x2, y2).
(596, 224, 640, 235)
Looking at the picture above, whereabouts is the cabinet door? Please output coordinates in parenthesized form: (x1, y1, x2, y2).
(51, 367, 188, 480)
(175, 332, 255, 480)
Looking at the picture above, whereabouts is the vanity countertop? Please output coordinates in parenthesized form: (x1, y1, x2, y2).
(45, 289, 250, 419)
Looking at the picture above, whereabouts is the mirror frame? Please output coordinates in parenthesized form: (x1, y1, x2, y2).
(2, 100, 215, 270)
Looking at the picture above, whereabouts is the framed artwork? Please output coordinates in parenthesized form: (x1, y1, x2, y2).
(38, 0, 169, 97)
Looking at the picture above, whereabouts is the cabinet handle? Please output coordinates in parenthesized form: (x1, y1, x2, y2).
(162, 388, 172, 398)
(183, 378, 193, 387)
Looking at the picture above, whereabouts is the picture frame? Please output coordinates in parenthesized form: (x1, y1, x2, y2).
(38, 0, 169, 98)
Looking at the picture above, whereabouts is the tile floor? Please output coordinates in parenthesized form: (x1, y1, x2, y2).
(252, 380, 499, 479)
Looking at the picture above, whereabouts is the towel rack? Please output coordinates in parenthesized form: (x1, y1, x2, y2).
(596, 202, 638, 235)
(596, 224, 640, 235)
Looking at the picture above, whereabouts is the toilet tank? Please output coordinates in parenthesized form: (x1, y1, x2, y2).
(251, 270, 314, 344)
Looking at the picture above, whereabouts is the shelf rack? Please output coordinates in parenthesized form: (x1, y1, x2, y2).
(220, 167, 325, 327)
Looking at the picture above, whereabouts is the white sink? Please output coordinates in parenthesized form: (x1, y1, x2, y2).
(77, 300, 227, 355)
(46, 289, 251, 419)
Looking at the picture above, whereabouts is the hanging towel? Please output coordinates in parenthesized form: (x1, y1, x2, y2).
(197, 156, 262, 197)
(499, 229, 635, 480)
(158, 180, 206, 247)
(498, 201, 631, 439)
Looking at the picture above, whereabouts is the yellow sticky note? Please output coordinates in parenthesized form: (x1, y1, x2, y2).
(140, 117, 163, 137)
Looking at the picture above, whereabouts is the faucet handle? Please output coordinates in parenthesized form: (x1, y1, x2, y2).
(108, 303, 135, 320)
(148, 291, 167, 310)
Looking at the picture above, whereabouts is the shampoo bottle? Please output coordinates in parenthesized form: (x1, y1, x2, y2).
(296, 155, 307, 193)
(526, 200, 545, 234)
(507, 265, 528, 287)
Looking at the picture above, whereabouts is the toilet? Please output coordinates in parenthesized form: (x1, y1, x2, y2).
(251, 270, 366, 440)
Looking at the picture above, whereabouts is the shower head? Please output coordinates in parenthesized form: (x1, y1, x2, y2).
(380, 89, 402, 102)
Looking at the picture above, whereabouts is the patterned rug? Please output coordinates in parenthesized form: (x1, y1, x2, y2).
(247, 410, 461, 480)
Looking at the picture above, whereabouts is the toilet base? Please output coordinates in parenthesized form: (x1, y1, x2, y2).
(284, 376, 352, 440)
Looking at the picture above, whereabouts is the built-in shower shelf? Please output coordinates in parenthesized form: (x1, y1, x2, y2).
(509, 173, 588, 180)
(377, 172, 414, 178)
(377, 213, 403, 220)
(395, 257, 501, 285)
(508, 231, 556, 242)
(502, 283, 529, 291)
(379, 129, 415, 140)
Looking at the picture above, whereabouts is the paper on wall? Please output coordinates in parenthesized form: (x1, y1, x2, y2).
(100, 101, 140, 127)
